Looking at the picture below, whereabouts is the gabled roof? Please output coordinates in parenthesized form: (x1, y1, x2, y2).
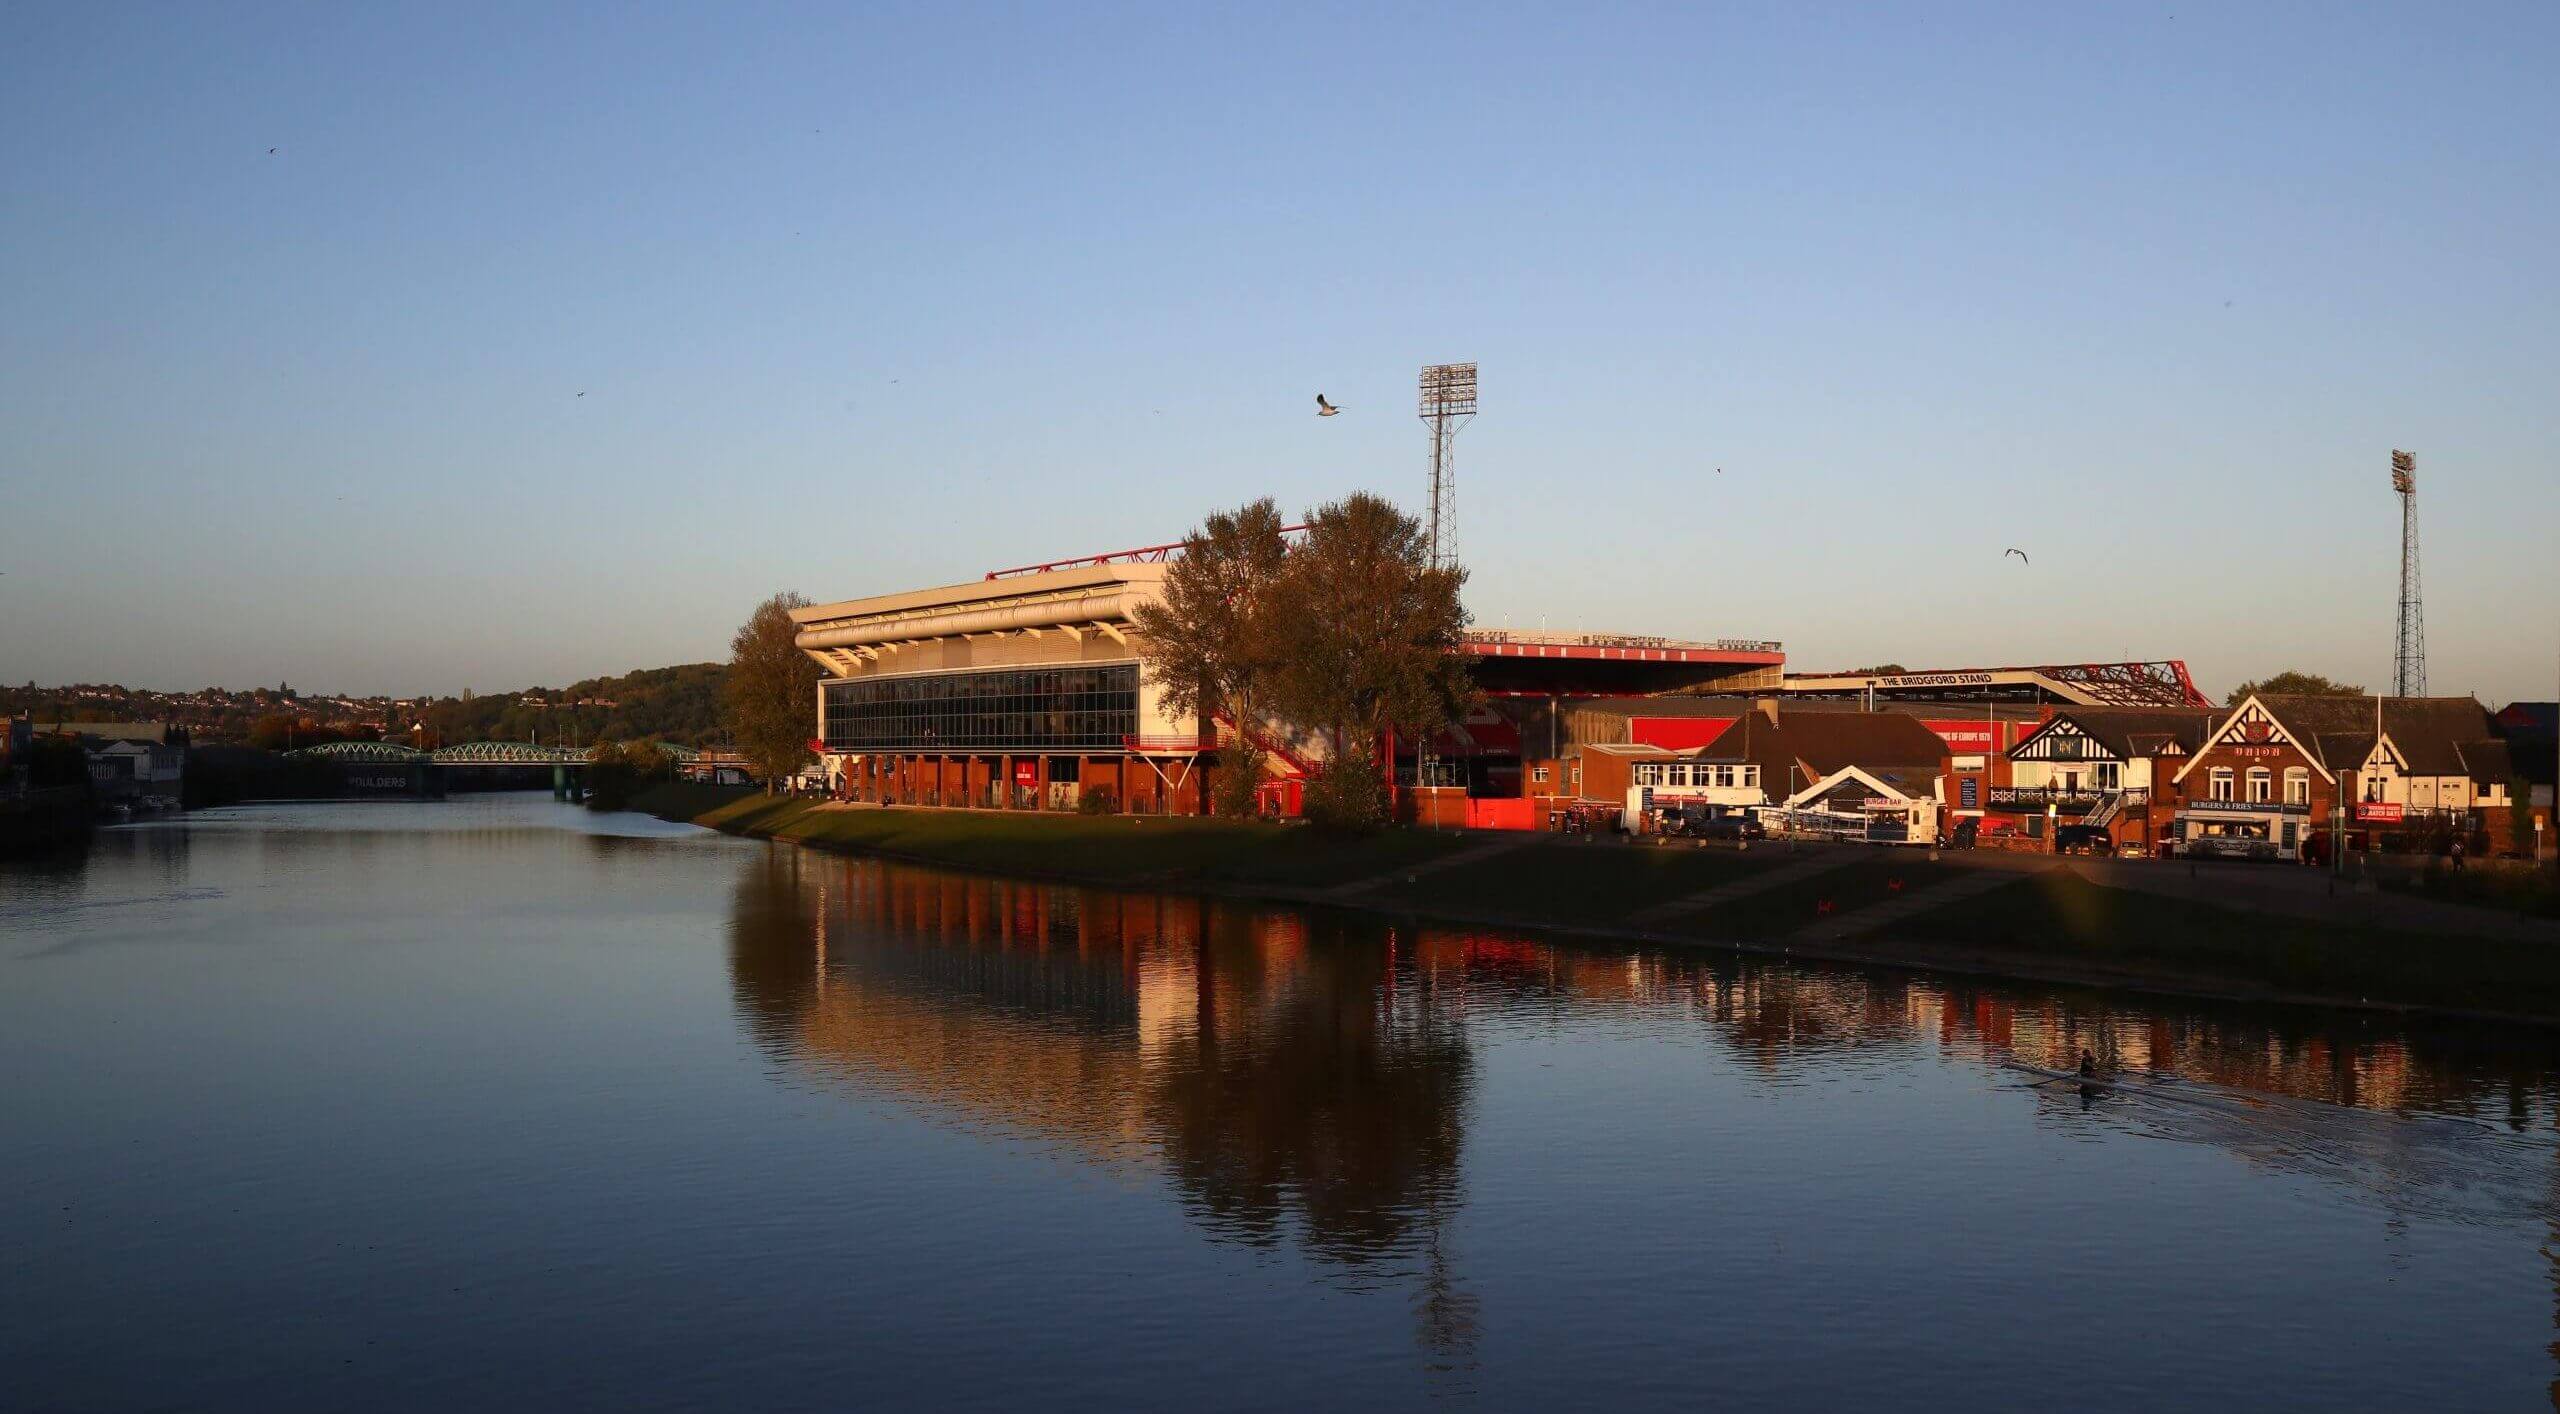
(2008, 706, 2213, 761)
(1783, 764, 1928, 810)
(2459, 738, 2513, 781)
(1695, 709, 1946, 771)
(2182, 694, 2501, 782)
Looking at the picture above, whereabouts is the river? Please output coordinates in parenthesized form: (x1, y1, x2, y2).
(7, 796, 2560, 1410)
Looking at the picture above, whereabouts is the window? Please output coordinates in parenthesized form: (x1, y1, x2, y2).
(1532, 765, 1550, 785)
(820, 663, 1141, 753)
(2284, 768, 2309, 806)
(2246, 767, 2272, 803)
(2209, 767, 2235, 801)
(2095, 762, 2120, 791)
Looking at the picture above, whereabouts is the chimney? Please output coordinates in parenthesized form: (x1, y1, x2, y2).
(1755, 698, 1781, 728)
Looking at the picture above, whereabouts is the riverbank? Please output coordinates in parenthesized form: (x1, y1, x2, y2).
(631, 784, 2560, 1023)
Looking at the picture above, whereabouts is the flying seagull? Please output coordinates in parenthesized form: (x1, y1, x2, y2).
(267, 147, 278, 155)
(1315, 394, 1340, 417)
(2005, 547, 2030, 566)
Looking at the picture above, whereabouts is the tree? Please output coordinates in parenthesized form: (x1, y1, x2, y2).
(2226, 671, 2366, 705)
(1132, 498, 1292, 816)
(1265, 493, 1474, 829)
(1852, 664, 1909, 675)
(584, 738, 677, 812)
(724, 591, 821, 788)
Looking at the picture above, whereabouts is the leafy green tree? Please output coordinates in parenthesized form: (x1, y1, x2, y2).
(1266, 492, 1474, 829)
(1133, 497, 1292, 817)
(584, 738, 678, 812)
(724, 592, 821, 789)
(2226, 671, 2366, 705)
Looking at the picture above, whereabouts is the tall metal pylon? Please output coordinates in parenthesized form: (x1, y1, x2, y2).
(1418, 363, 1477, 572)
(2391, 449, 2427, 697)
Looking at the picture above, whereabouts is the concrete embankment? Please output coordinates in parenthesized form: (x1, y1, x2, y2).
(629, 784, 2560, 1025)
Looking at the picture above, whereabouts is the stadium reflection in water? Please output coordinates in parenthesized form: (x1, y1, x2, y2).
(726, 843, 2560, 1384)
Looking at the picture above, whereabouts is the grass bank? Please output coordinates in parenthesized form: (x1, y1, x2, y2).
(630, 785, 2560, 1023)
(629, 784, 1471, 889)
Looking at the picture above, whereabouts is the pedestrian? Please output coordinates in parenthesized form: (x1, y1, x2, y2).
(2451, 834, 2466, 872)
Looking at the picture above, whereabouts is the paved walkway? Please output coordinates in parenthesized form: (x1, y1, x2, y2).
(2065, 857, 2560, 943)
(1790, 866, 2021, 943)
(1324, 832, 1543, 901)
(1626, 847, 1864, 926)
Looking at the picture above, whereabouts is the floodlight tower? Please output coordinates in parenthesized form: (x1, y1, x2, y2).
(2391, 449, 2426, 697)
(1418, 362, 1478, 571)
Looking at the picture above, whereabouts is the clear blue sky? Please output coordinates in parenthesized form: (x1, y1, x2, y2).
(4, 2, 2555, 703)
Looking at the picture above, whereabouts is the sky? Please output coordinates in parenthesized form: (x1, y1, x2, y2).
(3, 2, 2556, 704)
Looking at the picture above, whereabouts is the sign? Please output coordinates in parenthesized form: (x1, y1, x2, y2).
(1924, 721, 2000, 752)
(1960, 778, 1979, 809)
(2184, 798, 2311, 817)
(2215, 707, 2295, 757)
(1012, 761, 1037, 786)
(2355, 802, 2404, 823)
(1872, 672, 1995, 689)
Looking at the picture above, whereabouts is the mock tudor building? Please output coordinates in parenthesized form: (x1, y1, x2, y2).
(2167, 693, 2516, 861)
(1992, 706, 2214, 853)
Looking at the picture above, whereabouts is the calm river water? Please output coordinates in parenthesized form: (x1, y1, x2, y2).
(8, 797, 2560, 1410)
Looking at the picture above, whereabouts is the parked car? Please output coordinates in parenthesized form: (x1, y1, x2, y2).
(2053, 824, 2113, 856)
(1695, 813, 1766, 843)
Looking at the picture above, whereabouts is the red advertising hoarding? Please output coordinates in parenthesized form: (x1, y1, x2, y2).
(1923, 720, 2007, 755)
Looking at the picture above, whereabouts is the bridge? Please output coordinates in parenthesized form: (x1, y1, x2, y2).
(283, 740, 703, 797)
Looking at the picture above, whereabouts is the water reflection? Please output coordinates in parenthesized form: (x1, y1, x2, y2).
(727, 847, 1486, 1362)
(18, 800, 2560, 1406)
(730, 846, 2560, 1254)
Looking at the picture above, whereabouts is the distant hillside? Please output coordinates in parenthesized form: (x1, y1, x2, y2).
(4, 663, 732, 748)
(414, 663, 729, 747)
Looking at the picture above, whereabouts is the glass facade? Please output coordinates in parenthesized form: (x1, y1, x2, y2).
(822, 663, 1141, 753)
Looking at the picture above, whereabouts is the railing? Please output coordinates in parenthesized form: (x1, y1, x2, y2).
(1986, 785, 2149, 810)
(1213, 711, 1315, 776)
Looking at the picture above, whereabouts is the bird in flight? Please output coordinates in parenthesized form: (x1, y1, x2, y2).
(266, 147, 279, 155)
(2005, 547, 2031, 566)
(1315, 394, 1340, 417)
(575, 391, 586, 398)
